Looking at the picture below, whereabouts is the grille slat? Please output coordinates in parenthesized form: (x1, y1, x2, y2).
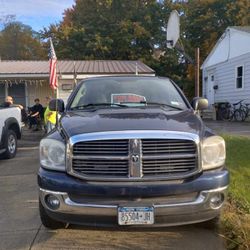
(73, 162, 128, 166)
(143, 164, 196, 168)
(74, 168, 128, 171)
(76, 170, 128, 174)
(73, 151, 127, 155)
(143, 159, 196, 164)
(71, 138, 198, 179)
(75, 170, 127, 177)
(143, 169, 190, 174)
(143, 143, 194, 147)
(142, 149, 195, 153)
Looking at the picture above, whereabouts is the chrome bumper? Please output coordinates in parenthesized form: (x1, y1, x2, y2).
(39, 186, 228, 226)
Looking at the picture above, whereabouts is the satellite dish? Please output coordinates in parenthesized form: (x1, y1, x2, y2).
(166, 10, 180, 49)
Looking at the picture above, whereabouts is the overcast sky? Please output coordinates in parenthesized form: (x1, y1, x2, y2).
(0, 0, 75, 31)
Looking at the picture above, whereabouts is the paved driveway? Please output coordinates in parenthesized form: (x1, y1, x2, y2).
(205, 120, 250, 137)
(0, 129, 226, 250)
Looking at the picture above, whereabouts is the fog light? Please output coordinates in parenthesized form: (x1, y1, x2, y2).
(45, 194, 60, 210)
(210, 193, 224, 209)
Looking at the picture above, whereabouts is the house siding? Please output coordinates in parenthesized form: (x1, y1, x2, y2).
(27, 81, 51, 107)
(58, 79, 75, 104)
(203, 52, 250, 104)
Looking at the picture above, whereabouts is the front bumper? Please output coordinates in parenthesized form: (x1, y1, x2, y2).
(38, 168, 229, 227)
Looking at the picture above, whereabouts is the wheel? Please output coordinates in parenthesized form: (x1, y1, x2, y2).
(240, 110, 247, 122)
(39, 200, 66, 229)
(199, 216, 220, 230)
(234, 110, 244, 122)
(2, 130, 17, 159)
(228, 109, 235, 121)
(218, 108, 229, 120)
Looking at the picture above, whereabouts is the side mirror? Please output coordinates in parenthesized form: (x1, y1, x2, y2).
(49, 99, 65, 112)
(191, 97, 208, 111)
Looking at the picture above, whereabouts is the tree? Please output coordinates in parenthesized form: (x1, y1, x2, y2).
(0, 22, 46, 60)
(42, 0, 164, 61)
(0, 14, 16, 30)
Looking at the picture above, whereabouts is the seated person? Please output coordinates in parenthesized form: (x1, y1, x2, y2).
(28, 98, 43, 130)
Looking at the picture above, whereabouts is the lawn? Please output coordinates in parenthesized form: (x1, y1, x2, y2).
(225, 136, 250, 212)
(221, 135, 250, 249)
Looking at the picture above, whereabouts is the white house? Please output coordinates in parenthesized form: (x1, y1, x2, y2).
(201, 26, 250, 106)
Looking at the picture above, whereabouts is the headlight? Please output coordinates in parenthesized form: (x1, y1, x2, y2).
(201, 136, 226, 170)
(40, 138, 66, 171)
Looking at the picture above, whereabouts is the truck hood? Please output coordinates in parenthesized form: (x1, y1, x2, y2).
(60, 108, 206, 139)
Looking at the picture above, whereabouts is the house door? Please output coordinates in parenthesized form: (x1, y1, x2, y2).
(8, 83, 26, 107)
(207, 73, 215, 105)
(0, 84, 5, 104)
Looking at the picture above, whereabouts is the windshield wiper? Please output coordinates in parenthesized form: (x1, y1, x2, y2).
(120, 101, 183, 110)
(141, 102, 183, 110)
(70, 103, 128, 110)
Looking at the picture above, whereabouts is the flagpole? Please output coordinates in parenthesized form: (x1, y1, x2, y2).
(73, 61, 77, 88)
(48, 37, 59, 125)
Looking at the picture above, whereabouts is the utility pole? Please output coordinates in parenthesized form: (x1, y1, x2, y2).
(195, 48, 200, 97)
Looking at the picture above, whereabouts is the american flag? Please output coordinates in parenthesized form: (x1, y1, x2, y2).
(49, 38, 58, 90)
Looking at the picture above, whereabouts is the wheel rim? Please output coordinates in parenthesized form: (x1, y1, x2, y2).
(8, 135, 16, 154)
(235, 110, 243, 122)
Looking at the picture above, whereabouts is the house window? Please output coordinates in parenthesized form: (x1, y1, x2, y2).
(236, 66, 244, 89)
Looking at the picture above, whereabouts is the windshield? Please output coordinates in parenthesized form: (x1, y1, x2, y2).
(69, 77, 188, 110)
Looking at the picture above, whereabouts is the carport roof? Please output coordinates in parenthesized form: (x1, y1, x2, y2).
(0, 60, 155, 75)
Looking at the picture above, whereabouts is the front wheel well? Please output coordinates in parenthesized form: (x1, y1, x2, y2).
(8, 123, 21, 139)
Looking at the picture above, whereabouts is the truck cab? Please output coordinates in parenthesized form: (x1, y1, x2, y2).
(38, 76, 229, 228)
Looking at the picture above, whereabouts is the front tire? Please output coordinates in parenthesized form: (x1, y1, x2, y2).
(199, 215, 220, 230)
(2, 130, 17, 159)
(234, 110, 244, 122)
(39, 200, 66, 229)
(218, 108, 229, 121)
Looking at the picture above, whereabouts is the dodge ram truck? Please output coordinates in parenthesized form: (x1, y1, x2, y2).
(38, 76, 229, 229)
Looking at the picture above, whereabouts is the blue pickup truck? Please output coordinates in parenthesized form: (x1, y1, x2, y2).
(38, 76, 229, 228)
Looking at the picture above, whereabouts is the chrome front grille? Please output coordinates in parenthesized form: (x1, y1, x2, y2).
(142, 139, 197, 177)
(69, 131, 199, 181)
(72, 159, 129, 176)
(73, 140, 129, 156)
(142, 139, 196, 155)
(143, 157, 197, 176)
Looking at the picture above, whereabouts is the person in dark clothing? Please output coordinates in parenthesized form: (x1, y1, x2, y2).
(28, 98, 43, 131)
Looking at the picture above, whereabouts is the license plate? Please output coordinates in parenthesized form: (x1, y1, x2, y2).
(118, 207, 154, 225)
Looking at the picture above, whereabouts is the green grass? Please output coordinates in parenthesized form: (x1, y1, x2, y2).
(224, 135, 250, 213)
(220, 135, 250, 249)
